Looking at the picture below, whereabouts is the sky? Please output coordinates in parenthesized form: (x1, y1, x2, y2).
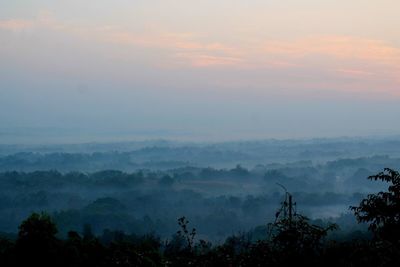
(0, 1, 399, 143)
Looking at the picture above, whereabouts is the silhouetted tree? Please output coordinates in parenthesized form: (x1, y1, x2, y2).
(176, 216, 196, 252)
(16, 212, 60, 266)
(271, 215, 337, 254)
(351, 168, 400, 242)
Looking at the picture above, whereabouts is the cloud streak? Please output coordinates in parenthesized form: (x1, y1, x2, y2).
(0, 15, 399, 97)
(0, 19, 34, 31)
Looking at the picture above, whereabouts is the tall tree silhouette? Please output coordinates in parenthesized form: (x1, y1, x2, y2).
(351, 168, 400, 242)
(16, 212, 60, 266)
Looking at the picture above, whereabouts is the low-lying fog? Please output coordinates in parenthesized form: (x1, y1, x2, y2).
(0, 137, 398, 242)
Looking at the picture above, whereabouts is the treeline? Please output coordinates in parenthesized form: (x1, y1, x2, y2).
(1, 168, 399, 266)
(0, 166, 370, 239)
(0, 213, 378, 267)
(2, 138, 400, 172)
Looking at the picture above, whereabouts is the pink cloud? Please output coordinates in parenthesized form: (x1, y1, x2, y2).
(1, 14, 399, 98)
(262, 36, 400, 66)
(103, 29, 242, 68)
(175, 53, 241, 67)
(0, 19, 34, 31)
(335, 69, 375, 77)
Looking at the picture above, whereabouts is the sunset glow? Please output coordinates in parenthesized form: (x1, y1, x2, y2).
(1, 1, 399, 141)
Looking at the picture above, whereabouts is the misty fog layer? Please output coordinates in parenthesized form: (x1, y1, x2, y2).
(0, 138, 398, 241)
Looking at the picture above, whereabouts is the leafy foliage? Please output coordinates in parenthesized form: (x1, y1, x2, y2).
(351, 168, 400, 241)
(16, 212, 60, 266)
(2, 168, 400, 265)
(271, 215, 338, 253)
